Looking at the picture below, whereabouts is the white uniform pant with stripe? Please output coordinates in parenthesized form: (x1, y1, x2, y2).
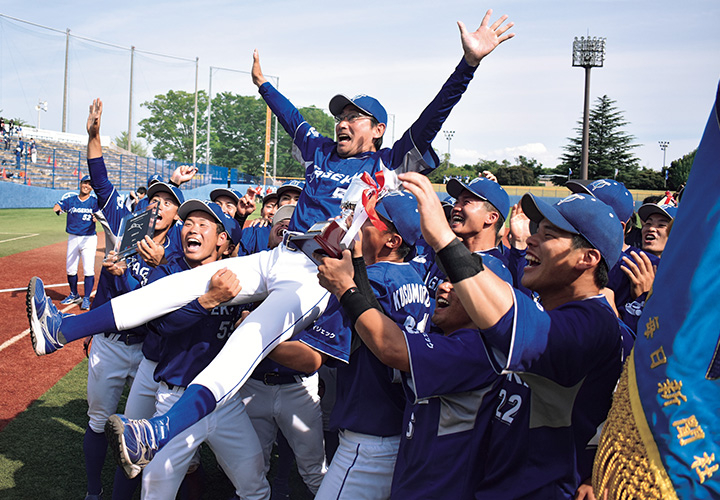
(315, 430, 400, 500)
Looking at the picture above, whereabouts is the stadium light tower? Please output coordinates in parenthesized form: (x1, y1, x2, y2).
(573, 36, 606, 180)
(659, 140, 670, 188)
(443, 130, 455, 167)
(35, 100, 48, 129)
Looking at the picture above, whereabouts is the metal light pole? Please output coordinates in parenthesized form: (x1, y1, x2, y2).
(443, 130, 455, 167)
(572, 36, 605, 180)
(659, 140, 669, 187)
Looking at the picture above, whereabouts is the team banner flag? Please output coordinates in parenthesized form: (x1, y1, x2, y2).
(594, 82, 720, 499)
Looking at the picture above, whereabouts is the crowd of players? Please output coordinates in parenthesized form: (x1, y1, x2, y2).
(25, 9, 683, 500)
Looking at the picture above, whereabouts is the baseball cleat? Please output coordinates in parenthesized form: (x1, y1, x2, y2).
(60, 293, 82, 306)
(106, 414, 165, 479)
(27, 277, 65, 356)
(81, 296, 92, 310)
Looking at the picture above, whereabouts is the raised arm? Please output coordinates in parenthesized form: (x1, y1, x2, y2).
(399, 172, 513, 329)
(87, 98, 103, 160)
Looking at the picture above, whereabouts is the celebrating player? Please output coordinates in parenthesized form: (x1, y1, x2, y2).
(400, 172, 625, 498)
(54, 175, 98, 310)
(27, 9, 515, 476)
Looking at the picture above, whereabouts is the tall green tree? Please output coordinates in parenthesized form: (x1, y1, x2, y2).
(666, 149, 696, 191)
(559, 95, 640, 181)
(138, 90, 208, 163)
(113, 131, 148, 156)
(210, 92, 267, 177)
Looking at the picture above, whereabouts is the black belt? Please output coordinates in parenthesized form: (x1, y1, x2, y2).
(104, 332, 144, 345)
(250, 372, 303, 386)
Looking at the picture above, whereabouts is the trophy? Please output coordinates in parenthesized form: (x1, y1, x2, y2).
(113, 202, 159, 260)
(287, 170, 392, 265)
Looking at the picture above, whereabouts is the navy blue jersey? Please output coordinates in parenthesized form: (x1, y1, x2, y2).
(609, 245, 660, 335)
(149, 257, 242, 388)
(237, 224, 271, 256)
(259, 58, 477, 233)
(57, 194, 98, 236)
(299, 261, 432, 436)
(391, 327, 500, 500)
(473, 293, 624, 499)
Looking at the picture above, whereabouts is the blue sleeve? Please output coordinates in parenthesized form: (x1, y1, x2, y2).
(406, 328, 497, 400)
(87, 156, 116, 209)
(298, 296, 353, 363)
(481, 293, 621, 387)
(383, 58, 477, 173)
(258, 83, 336, 164)
(150, 299, 209, 337)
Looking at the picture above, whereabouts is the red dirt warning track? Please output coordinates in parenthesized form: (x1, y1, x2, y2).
(0, 239, 106, 431)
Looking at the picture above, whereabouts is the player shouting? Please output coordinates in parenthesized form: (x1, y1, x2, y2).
(27, 9, 515, 477)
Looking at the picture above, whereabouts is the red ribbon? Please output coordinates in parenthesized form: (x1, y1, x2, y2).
(360, 171, 387, 231)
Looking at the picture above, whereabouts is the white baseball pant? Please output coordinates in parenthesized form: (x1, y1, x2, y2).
(314, 430, 400, 500)
(239, 373, 327, 494)
(86, 334, 143, 433)
(141, 385, 270, 500)
(110, 244, 330, 404)
(66, 233, 97, 276)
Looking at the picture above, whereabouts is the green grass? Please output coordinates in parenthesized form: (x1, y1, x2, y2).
(0, 208, 73, 257)
(0, 206, 313, 498)
(0, 361, 312, 498)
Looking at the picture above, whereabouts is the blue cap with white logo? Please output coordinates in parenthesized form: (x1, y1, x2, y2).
(147, 174, 163, 186)
(638, 203, 678, 222)
(375, 191, 421, 250)
(329, 94, 388, 126)
(210, 188, 242, 204)
(178, 200, 242, 244)
(276, 180, 305, 201)
(521, 193, 623, 268)
(80, 175, 91, 183)
(567, 179, 635, 223)
(147, 181, 184, 207)
(447, 176, 510, 220)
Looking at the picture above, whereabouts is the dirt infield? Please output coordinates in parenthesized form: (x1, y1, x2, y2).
(0, 239, 106, 431)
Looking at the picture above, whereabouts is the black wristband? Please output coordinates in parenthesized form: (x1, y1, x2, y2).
(435, 238, 484, 283)
(340, 287, 374, 324)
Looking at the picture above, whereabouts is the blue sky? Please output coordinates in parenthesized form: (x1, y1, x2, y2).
(1, 1, 718, 171)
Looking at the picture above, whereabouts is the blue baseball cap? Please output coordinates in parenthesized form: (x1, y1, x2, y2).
(638, 203, 678, 222)
(147, 174, 163, 186)
(567, 179, 635, 223)
(147, 182, 184, 206)
(210, 187, 242, 204)
(375, 191, 421, 251)
(80, 175, 91, 183)
(329, 94, 388, 125)
(447, 177, 510, 220)
(276, 180, 305, 201)
(521, 193, 623, 268)
(178, 200, 242, 244)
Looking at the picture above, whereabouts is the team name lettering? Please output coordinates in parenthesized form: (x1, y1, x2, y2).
(392, 283, 431, 311)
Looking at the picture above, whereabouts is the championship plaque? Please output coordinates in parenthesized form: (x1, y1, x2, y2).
(114, 203, 159, 260)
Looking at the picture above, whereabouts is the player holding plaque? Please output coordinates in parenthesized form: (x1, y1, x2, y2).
(27, 10, 516, 477)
